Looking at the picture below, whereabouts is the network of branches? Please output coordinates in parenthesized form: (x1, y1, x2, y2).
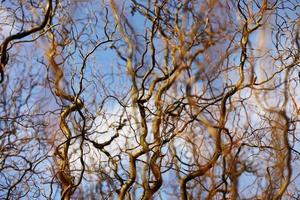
(1, 0, 300, 199)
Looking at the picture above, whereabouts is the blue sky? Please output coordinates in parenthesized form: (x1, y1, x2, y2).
(1, 0, 300, 199)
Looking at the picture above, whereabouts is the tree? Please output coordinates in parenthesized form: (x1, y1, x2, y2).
(1, 0, 300, 199)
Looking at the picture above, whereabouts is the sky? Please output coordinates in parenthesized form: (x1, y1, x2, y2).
(1, 0, 300, 199)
